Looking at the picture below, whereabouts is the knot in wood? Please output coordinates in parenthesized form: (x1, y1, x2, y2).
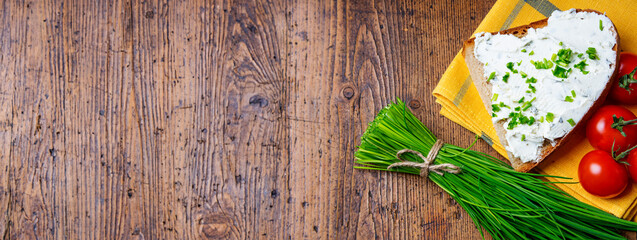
(145, 11, 155, 19)
(342, 87, 355, 99)
(199, 213, 231, 239)
(409, 99, 421, 109)
(249, 95, 269, 108)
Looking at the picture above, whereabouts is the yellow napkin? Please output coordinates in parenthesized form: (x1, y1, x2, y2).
(433, 0, 637, 220)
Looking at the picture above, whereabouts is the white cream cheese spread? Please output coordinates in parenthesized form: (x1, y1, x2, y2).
(473, 9, 617, 162)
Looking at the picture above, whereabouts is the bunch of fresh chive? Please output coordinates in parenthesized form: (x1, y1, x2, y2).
(355, 99, 637, 239)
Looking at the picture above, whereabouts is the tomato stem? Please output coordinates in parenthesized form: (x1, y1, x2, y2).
(618, 66, 637, 92)
(611, 114, 637, 137)
(614, 143, 637, 161)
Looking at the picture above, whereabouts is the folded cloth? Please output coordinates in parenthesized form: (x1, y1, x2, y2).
(433, 0, 637, 220)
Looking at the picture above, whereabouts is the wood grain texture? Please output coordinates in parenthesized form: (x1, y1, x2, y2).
(2, 0, 634, 239)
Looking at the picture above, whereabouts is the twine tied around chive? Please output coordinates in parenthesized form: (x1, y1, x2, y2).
(387, 139, 460, 178)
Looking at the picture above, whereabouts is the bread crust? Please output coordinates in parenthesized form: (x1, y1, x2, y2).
(462, 9, 620, 172)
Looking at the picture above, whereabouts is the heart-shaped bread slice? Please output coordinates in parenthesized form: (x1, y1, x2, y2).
(463, 9, 620, 172)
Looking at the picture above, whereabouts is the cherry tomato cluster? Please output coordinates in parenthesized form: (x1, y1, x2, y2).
(579, 52, 637, 198)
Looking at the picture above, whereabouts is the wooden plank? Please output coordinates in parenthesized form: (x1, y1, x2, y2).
(210, 0, 292, 238)
(3, 0, 137, 238)
(0, 0, 21, 238)
(129, 0, 172, 238)
(97, 1, 138, 239)
(6, 1, 66, 238)
(285, 1, 348, 238)
(130, 0, 292, 238)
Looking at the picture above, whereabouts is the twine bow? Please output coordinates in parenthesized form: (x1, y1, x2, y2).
(387, 139, 461, 178)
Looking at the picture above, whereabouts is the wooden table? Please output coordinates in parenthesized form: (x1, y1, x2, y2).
(5, 0, 632, 239)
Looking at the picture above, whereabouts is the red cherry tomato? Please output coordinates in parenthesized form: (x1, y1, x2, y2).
(610, 52, 637, 104)
(578, 150, 629, 198)
(586, 105, 637, 153)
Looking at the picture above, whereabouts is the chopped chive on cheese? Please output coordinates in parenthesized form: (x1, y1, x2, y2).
(519, 115, 528, 124)
(578, 53, 584, 58)
(553, 66, 572, 78)
(586, 47, 599, 60)
(517, 60, 522, 66)
(499, 102, 510, 109)
(521, 134, 526, 141)
(492, 104, 501, 112)
(492, 113, 497, 117)
(522, 104, 532, 111)
(565, 96, 574, 102)
(525, 77, 537, 83)
(529, 50, 535, 56)
(599, 19, 603, 31)
(503, 72, 510, 83)
(521, 97, 535, 112)
(506, 62, 518, 73)
(540, 116, 545, 122)
(517, 97, 525, 103)
(531, 58, 553, 69)
(555, 48, 573, 67)
(520, 71, 527, 78)
(571, 90, 576, 97)
(488, 72, 496, 81)
(507, 121, 516, 130)
(528, 84, 536, 93)
(507, 112, 522, 130)
(491, 93, 499, 101)
(521, 49, 527, 53)
(574, 60, 589, 74)
(546, 112, 555, 123)
(515, 106, 521, 111)
(567, 118, 576, 126)
(486, 62, 489, 66)
(514, 115, 534, 126)
(559, 41, 563, 46)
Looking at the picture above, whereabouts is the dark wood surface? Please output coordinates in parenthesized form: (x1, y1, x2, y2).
(4, 0, 633, 239)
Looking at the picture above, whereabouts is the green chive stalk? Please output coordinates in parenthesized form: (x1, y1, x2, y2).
(355, 99, 637, 239)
